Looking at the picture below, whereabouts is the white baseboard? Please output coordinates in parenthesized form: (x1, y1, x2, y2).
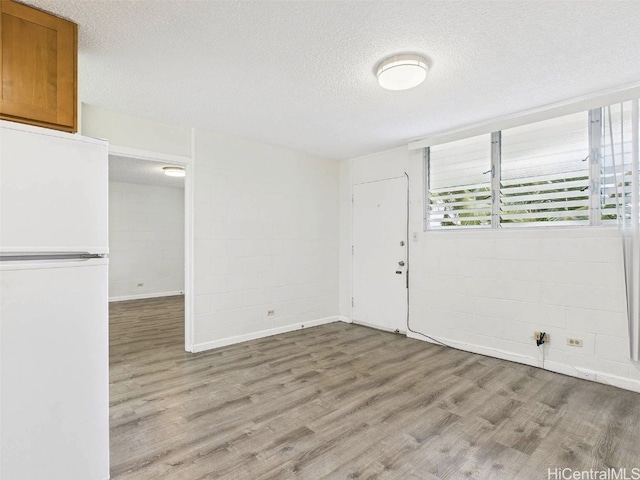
(352, 320, 405, 335)
(545, 362, 640, 393)
(191, 315, 640, 393)
(192, 316, 340, 353)
(406, 331, 640, 394)
(406, 331, 539, 367)
(109, 291, 184, 302)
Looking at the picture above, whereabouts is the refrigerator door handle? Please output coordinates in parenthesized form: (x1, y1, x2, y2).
(78, 253, 108, 259)
(0, 252, 108, 262)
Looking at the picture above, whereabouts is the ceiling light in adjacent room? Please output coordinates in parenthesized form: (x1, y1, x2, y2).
(163, 166, 185, 177)
(376, 53, 428, 91)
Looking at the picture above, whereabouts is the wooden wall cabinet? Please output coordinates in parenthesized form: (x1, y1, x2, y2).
(0, 0, 77, 132)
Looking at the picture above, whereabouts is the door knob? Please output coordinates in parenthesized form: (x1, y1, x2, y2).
(398, 261, 405, 266)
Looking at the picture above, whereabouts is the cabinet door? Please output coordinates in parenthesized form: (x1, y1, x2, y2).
(0, 0, 77, 132)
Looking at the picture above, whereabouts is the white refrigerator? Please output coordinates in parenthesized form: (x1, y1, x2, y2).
(0, 121, 110, 480)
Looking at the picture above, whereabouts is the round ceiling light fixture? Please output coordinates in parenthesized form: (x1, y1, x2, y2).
(376, 53, 428, 91)
(163, 166, 185, 177)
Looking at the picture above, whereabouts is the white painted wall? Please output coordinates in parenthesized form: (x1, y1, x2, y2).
(192, 130, 339, 351)
(338, 159, 352, 320)
(109, 181, 185, 301)
(341, 147, 640, 393)
(81, 104, 192, 157)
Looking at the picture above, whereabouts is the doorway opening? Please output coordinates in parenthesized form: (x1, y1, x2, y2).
(108, 156, 185, 301)
(107, 150, 193, 351)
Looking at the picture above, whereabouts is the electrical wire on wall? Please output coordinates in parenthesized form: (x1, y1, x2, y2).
(536, 332, 547, 370)
(404, 164, 554, 368)
(403, 171, 452, 350)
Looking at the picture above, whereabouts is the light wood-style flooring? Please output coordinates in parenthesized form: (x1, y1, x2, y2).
(110, 296, 640, 479)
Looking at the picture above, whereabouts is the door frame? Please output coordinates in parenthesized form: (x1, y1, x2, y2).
(351, 174, 409, 333)
(107, 143, 195, 353)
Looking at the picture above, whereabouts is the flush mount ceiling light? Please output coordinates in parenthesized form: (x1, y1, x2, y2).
(163, 166, 185, 177)
(376, 53, 428, 91)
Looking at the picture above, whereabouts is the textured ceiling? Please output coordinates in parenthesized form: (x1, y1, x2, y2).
(109, 155, 185, 189)
(24, 0, 640, 160)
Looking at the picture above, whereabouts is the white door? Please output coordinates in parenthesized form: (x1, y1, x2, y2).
(352, 176, 408, 332)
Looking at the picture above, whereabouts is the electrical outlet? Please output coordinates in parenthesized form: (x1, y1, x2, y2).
(534, 332, 549, 342)
(567, 337, 583, 347)
(137, 283, 144, 287)
(267, 309, 275, 316)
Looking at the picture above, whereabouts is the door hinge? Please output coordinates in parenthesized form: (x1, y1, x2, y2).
(351, 297, 354, 307)
(352, 245, 354, 255)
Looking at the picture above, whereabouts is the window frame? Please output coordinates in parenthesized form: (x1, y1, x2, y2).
(424, 105, 632, 231)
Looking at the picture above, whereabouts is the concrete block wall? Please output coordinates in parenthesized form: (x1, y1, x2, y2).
(192, 130, 340, 351)
(340, 147, 640, 392)
(109, 181, 185, 300)
(338, 160, 352, 320)
(408, 227, 640, 390)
